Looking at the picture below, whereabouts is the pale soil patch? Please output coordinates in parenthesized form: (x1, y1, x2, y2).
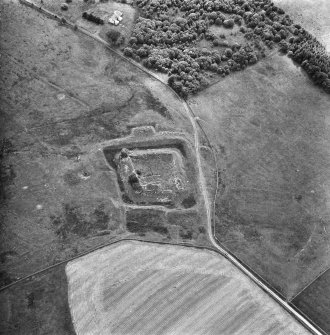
(66, 240, 311, 335)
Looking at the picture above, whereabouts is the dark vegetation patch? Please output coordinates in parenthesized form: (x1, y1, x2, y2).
(63, 169, 82, 186)
(82, 9, 106, 25)
(179, 228, 193, 240)
(292, 268, 330, 335)
(199, 226, 206, 234)
(124, 0, 330, 97)
(0, 138, 16, 202)
(33, 103, 132, 146)
(106, 29, 125, 47)
(0, 265, 75, 335)
(0, 270, 14, 287)
(181, 194, 196, 208)
(122, 193, 134, 203)
(167, 210, 203, 240)
(144, 90, 173, 119)
(51, 203, 110, 239)
(0, 251, 18, 264)
(93, 204, 110, 226)
(126, 208, 169, 236)
(287, 33, 330, 93)
(0, 138, 14, 156)
(63, 166, 91, 186)
(61, 145, 84, 159)
(36, 89, 175, 147)
(0, 163, 15, 202)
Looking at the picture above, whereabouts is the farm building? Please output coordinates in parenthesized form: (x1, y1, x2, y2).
(109, 10, 123, 26)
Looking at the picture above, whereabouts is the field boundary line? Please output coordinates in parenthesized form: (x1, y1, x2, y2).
(1, 51, 91, 109)
(0, 237, 219, 293)
(290, 265, 330, 302)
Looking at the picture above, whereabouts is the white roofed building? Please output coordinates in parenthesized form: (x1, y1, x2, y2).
(109, 10, 123, 25)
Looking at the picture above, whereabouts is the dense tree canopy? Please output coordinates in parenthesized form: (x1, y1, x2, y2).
(123, 0, 330, 96)
(107, 30, 125, 47)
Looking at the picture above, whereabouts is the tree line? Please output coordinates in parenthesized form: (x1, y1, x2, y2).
(123, 0, 330, 97)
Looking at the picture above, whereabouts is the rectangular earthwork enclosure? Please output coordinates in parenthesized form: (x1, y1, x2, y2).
(103, 133, 198, 209)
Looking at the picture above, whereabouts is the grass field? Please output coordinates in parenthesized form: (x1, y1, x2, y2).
(124, 207, 208, 244)
(292, 268, 330, 335)
(66, 240, 311, 335)
(36, 0, 137, 45)
(0, 264, 74, 335)
(0, 0, 195, 286)
(125, 207, 169, 237)
(271, 2, 330, 327)
(189, 51, 330, 298)
(167, 209, 205, 241)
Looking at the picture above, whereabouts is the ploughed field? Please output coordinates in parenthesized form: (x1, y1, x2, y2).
(66, 240, 311, 335)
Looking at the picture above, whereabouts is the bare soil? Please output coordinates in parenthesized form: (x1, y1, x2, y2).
(65, 240, 311, 335)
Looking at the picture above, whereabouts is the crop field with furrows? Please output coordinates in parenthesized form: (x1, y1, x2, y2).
(292, 268, 330, 335)
(0, 0, 195, 285)
(189, 49, 330, 299)
(66, 240, 311, 335)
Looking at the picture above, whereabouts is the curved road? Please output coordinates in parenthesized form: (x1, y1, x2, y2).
(15, 1, 326, 334)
